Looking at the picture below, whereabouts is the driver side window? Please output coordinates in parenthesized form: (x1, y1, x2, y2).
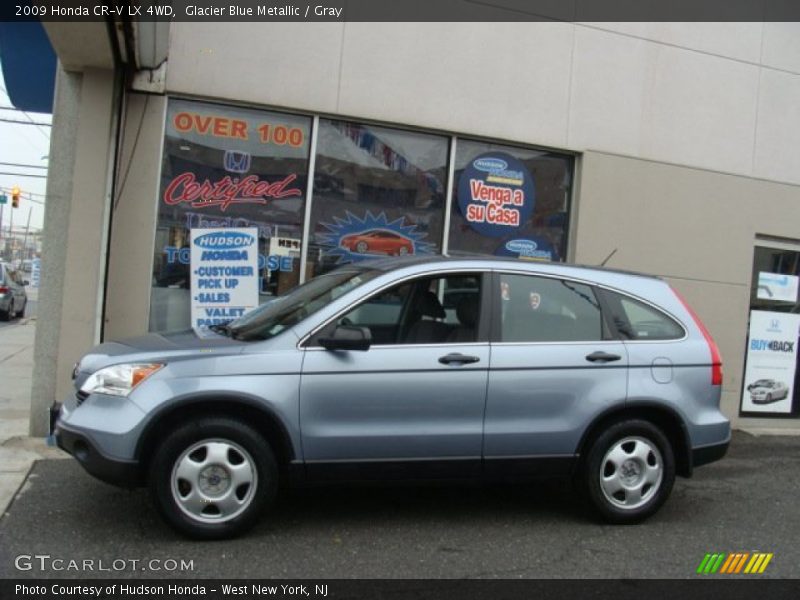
(316, 272, 484, 346)
(334, 282, 414, 345)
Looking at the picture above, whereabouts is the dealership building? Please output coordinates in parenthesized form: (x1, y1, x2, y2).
(7, 19, 800, 434)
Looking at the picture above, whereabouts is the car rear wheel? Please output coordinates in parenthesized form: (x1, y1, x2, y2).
(149, 417, 277, 539)
(581, 419, 675, 524)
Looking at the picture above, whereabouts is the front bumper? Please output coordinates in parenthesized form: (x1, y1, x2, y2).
(53, 403, 143, 488)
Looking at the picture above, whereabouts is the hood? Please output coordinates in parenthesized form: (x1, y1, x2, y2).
(74, 329, 246, 384)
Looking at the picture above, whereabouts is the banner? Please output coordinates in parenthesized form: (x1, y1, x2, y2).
(457, 152, 535, 238)
(741, 310, 800, 414)
(190, 228, 259, 333)
(30, 258, 40, 288)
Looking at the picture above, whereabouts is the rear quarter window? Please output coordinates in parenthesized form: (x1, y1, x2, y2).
(601, 289, 685, 341)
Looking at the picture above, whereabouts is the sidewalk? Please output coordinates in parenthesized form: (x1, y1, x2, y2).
(0, 292, 65, 515)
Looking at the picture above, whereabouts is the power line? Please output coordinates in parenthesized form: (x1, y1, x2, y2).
(0, 171, 47, 179)
(0, 186, 45, 198)
(0, 106, 48, 115)
(0, 161, 48, 170)
(0, 117, 51, 127)
(0, 83, 51, 139)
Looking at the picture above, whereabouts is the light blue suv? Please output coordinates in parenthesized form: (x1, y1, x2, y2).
(54, 257, 730, 538)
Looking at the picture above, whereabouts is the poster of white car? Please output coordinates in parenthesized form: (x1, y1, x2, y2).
(747, 379, 790, 404)
(741, 311, 799, 414)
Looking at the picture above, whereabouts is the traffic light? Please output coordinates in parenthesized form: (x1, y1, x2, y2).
(11, 186, 20, 208)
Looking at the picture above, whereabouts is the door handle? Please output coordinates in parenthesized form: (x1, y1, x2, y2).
(585, 351, 622, 363)
(438, 353, 480, 365)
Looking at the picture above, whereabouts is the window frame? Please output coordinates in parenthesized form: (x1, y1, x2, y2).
(302, 269, 494, 349)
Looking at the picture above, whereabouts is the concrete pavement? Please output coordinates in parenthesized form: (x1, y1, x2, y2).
(0, 288, 66, 515)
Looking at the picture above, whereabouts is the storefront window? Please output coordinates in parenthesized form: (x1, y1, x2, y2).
(150, 99, 311, 332)
(741, 245, 800, 417)
(447, 139, 573, 262)
(306, 119, 449, 277)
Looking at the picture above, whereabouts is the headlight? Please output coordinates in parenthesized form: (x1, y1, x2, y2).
(80, 363, 164, 397)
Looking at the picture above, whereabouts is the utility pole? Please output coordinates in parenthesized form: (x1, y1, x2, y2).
(8, 202, 13, 264)
(22, 206, 32, 261)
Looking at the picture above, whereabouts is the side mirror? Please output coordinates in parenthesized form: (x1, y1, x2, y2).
(319, 325, 372, 351)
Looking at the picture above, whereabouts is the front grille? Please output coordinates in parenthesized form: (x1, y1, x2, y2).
(76, 390, 89, 406)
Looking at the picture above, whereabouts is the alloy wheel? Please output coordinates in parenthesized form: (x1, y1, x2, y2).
(599, 436, 663, 510)
(171, 439, 258, 524)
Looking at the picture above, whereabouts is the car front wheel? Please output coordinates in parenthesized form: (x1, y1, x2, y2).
(581, 419, 675, 524)
(149, 417, 277, 539)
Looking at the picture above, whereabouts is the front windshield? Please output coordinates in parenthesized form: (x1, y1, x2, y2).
(228, 268, 381, 341)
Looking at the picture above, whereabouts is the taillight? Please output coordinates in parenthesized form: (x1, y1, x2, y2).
(0, 286, 8, 294)
(671, 286, 723, 385)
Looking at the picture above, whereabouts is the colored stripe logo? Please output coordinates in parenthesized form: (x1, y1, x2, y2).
(696, 552, 773, 574)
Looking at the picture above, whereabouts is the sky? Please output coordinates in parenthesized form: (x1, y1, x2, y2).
(0, 58, 51, 232)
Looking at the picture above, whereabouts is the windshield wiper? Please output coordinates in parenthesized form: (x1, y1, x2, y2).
(208, 320, 234, 337)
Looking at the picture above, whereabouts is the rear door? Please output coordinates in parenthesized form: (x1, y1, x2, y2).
(484, 271, 628, 477)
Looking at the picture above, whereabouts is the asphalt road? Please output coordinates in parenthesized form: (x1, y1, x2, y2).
(1, 432, 798, 579)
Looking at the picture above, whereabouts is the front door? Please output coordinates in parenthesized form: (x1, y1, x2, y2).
(300, 271, 490, 480)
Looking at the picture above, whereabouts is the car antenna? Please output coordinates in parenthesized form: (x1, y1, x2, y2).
(600, 248, 618, 267)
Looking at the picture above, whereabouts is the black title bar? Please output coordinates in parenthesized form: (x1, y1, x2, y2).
(4, 0, 800, 22)
(4, 579, 800, 600)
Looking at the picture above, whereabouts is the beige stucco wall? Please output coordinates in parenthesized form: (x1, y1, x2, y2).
(103, 93, 167, 341)
(31, 66, 117, 434)
(575, 151, 800, 428)
(54, 68, 116, 402)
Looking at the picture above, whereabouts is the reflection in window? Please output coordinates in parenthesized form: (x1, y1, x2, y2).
(499, 274, 602, 342)
(307, 120, 449, 276)
(601, 290, 684, 341)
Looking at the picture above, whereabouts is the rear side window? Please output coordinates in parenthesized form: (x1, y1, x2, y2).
(601, 290, 684, 340)
(498, 273, 605, 342)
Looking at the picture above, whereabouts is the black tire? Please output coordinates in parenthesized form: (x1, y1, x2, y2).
(581, 419, 675, 524)
(15, 300, 25, 319)
(149, 417, 278, 539)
